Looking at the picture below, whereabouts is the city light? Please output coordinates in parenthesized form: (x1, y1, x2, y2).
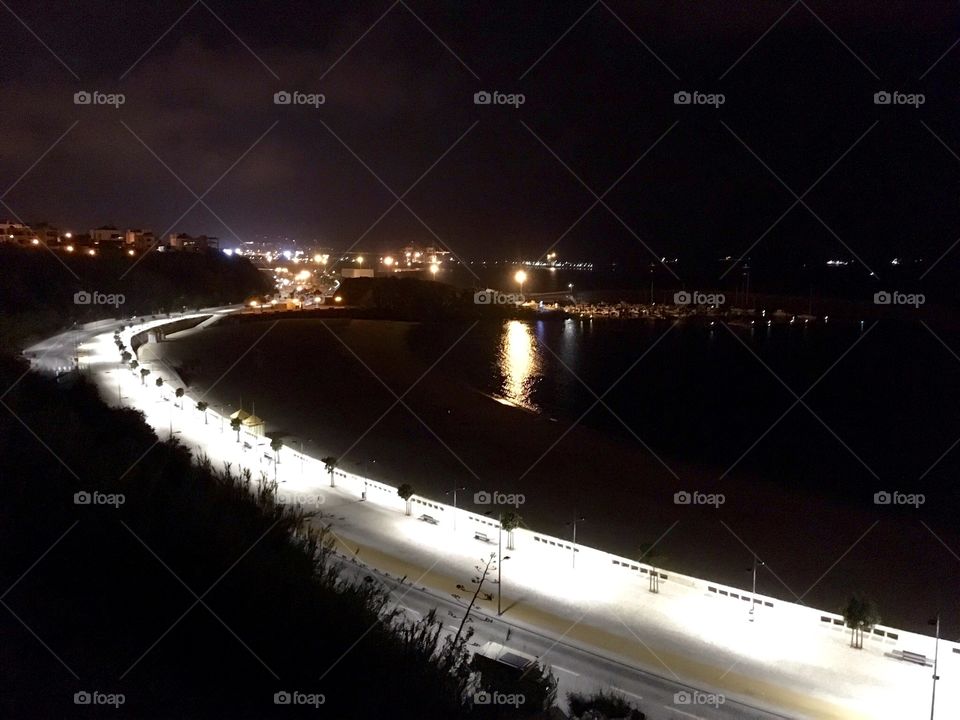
(356, 256, 364, 265)
(429, 263, 439, 276)
(514, 269, 527, 296)
(383, 256, 394, 267)
(334, 295, 342, 303)
(65, 245, 74, 253)
(87, 249, 96, 256)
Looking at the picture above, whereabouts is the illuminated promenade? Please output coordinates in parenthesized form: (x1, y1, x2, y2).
(28, 313, 959, 719)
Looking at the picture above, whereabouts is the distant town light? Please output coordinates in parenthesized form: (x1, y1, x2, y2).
(249, 300, 259, 308)
(430, 263, 439, 276)
(127, 249, 135, 256)
(64, 232, 72, 239)
(334, 295, 343, 303)
(514, 269, 527, 284)
(65, 245, 74, 252)
(87, 248, 96, 256)
(383, 256, 394, 267)
(356, 256, 364, 265)
(295, 270, 311, 281)
(31, 238, 40, 245)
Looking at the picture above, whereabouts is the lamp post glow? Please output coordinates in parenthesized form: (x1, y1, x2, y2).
(430, 263, 439, 277)
(514, 269, 527, 299)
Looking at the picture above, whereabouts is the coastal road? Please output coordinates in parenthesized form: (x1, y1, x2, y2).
(335, 555, 786, 720)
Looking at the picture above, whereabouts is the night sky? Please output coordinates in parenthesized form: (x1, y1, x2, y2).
(1, 1, 958, 269)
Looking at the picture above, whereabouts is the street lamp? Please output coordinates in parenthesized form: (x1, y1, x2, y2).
(430, 263, 439, 278)
(930, 613, 940, 720)
(445, 485, 466, 531)
(566, 515, 586, 568)
(748, 556, 765, 621)
(514, 269, 527, 299)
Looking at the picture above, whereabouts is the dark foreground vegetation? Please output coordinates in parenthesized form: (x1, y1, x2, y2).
(0, 356, 583, 719)
(0, 245, 271, 347)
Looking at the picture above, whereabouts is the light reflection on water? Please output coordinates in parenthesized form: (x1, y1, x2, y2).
(497, 320, 541, 409)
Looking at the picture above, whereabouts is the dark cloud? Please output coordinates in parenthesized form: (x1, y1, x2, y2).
(0, 1, 957, 269)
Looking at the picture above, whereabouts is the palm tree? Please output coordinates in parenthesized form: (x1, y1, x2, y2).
(155, 377, 164, 389)
(842, 594, 880, 649)
(130, 360, 138, 371)
(230, 416, 242, 443)
(639, 542, 666, 593)
(397, 483, 415, 516)
(121, 351, 131, 364)
(500, 510, 522, 551)
(270, 438, 284, 475)
(175, 387, 184, 408)
(140, 368, 150, 385)
(196, 401, 209, 424)
(268, 437, 284, 481)
(321, 456, 337, 488)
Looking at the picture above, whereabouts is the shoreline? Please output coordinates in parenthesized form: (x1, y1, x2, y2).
(140, 315, 960, 637)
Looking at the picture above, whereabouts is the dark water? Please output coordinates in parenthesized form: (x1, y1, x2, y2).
(413, 316, 960, 511)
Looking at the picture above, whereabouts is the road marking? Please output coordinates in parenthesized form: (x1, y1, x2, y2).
(552, 665, 579, 676)
(663, 706, 705, 720)
(612, 687, 642, 700)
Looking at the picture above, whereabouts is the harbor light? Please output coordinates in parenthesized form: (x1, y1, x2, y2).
(514, 269, 527, 296)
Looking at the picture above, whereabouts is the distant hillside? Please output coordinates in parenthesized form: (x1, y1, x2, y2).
(0, 246, 272, 348)
(335, 276, 521, 320)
